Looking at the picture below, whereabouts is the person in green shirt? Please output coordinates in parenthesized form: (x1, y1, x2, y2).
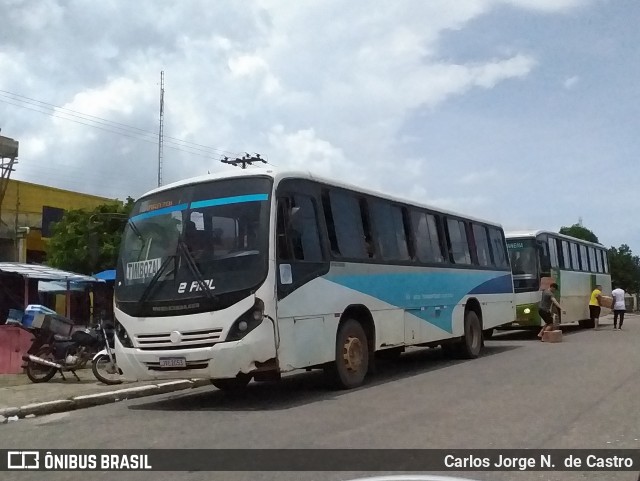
(538, 283, 565, 339)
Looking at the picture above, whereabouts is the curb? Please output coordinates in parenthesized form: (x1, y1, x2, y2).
(1, 378, 210, 421)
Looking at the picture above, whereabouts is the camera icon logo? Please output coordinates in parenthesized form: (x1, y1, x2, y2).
(7, 451, 40, 470)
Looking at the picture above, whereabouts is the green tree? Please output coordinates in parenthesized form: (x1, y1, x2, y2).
(607, 244, 640, 293)
(559, 223, 599, 244)
(47, 198, 135, 274)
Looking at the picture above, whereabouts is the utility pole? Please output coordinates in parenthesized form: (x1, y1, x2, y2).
(221, 153, 267, 169)
(157, 71, 165, 187)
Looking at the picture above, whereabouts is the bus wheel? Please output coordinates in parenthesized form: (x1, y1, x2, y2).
(328, 319, 369, 389)
(211, 373, 251, 392)
(458, 310, 483, 359)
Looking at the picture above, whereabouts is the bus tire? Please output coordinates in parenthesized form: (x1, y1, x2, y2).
(211, 373, 251, 392)
(458, 310, 483, 359)
(327, 319, 369, 389)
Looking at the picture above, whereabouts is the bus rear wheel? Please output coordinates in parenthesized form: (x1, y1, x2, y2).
(327, 319, 369, 389)
(459, 310, 483, 358)
(211, 373, 251, 392)
(446, 311, 483, 359)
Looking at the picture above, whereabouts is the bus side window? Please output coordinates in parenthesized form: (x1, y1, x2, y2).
(472, 224, 491, 267)
(277, 195, 323, 262)
(321, 190, 340, 256)
(588, 247, 597, 272)
(410, 210, 444, 263)
(359, 198, 376, 259)
(325, 189, 367, 260)
(537, 240, 551, 274)
(369, 199, 410, 261)
(446, 218, 471, 265)
(488, 227, 508, 268)
(561, 240, 571, 269)
(548, 237, 559, 268)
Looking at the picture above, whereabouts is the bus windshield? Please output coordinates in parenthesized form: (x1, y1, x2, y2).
(506, 238, 538, 292)
(115, 176, 272, 317)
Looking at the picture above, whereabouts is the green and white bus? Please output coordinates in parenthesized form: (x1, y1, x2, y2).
(504, 230, 611, 329)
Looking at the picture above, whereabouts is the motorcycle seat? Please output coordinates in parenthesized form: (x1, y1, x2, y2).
(54, 334, 73, 341)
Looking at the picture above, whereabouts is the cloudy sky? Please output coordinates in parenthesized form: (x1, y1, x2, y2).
(1, 0, 638, 252)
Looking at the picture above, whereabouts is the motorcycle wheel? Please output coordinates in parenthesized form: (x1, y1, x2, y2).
(92, 354, 122, 385)
(25, 346, 58, 383)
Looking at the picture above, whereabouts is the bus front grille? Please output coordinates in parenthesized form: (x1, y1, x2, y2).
(135, 328, 223, 350)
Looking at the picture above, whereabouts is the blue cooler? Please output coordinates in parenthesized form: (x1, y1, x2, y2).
(23, 305, 58, 329)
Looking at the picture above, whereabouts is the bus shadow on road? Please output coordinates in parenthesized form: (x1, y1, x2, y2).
(128, 344, 519, 413)
(490, 324, 590, 341)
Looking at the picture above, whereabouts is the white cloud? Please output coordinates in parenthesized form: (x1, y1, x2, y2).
(501, 0, 589, 12)
(266, 125, 352, 179)
(5, 0, 636, 251)
(563, 75, 580, 89)
(457, 170, 501, 185)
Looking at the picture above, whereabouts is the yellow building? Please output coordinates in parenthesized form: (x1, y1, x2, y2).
(0, 179, 117, 262)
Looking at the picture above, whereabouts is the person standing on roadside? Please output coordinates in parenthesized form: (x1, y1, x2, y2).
(611, 284, 626, 330)
(589, 284, 603, 329)
(538, 283, 565, 339)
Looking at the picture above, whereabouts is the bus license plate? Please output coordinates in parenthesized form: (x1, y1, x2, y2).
(159, 357, 186, 368)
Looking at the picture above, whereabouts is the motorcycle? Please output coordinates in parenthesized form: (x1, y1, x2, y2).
(22, 323, 119, 384)
(91, 323, 122, 385)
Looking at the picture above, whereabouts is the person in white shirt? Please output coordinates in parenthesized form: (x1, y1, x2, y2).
(611, 284, 626, 330)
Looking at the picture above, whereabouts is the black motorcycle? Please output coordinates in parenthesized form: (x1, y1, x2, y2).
(23, 323, 116, 383)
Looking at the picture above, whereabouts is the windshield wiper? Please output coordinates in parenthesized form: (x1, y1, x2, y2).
(176, 236, 217, 302)
(136, 236, 217, 305)
(137, 255, 176, 304)
(127, 218, 144, 240)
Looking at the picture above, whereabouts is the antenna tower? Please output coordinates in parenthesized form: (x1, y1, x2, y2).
(157, 71, 165, 187)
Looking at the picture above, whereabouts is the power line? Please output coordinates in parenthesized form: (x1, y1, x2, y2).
(0, 97, 238, 161)
(0, 89, 239, 158)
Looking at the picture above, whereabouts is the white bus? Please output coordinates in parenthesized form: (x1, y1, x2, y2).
(505, 230, 611, 329)
(113, 169, 515, 390)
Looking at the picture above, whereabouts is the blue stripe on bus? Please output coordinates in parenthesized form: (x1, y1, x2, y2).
(190, 193, 269, 209)
(467, 274, 514, 295)
(130, 203, 189, 221)
(325, 272, 513, 333)
(129, 194, 268, 222)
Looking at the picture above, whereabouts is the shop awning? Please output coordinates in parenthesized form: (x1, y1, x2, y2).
(94, 269, 116, 281)
(38, 281, 87, 293)
(0, 263, 103, 283)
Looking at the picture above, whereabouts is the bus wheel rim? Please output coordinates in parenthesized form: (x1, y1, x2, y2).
(343, 336, 364, 372)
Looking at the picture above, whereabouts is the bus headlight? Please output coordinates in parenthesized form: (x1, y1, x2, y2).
(524, 308, 531, 314)
(115, 319, 134, 348)
(227, 299, 264, 341)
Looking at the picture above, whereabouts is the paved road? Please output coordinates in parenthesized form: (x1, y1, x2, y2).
(1, 315, 639, 481)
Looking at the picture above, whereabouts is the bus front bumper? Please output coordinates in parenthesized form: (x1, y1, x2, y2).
(114, 321, 276, 382)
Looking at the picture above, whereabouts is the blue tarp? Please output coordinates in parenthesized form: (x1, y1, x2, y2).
(94, 270, 116, 281)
